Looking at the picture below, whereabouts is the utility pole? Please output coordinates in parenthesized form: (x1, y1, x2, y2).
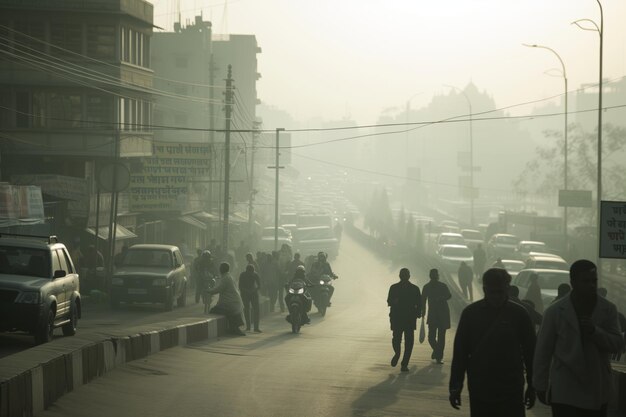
(248, 121, 261, 237)
(222, 65, 234, 252)
(208, 50, 217, 214)
(268, 128, 285, 251)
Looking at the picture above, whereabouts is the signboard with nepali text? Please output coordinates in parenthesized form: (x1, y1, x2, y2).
(599, 201, 626, 259)
(130, 142, 211, 212)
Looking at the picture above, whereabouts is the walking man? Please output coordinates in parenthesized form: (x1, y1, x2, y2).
(422, 268, 452, 364)
(387, 268, 422, 372)
(449, 268, 536, 417)
(238, 264, 262, 333)
(473, 243, 486, 281)
(457, 261, 474, 302)
(534, 260, 624, 417)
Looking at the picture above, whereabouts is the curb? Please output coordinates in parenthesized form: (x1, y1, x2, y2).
(0, 316, 226, 417)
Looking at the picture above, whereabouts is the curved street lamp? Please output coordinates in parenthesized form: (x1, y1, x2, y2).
(573, 0, 603, 261)
(444, 84, 475, 226)
(523, 43, 569, 241)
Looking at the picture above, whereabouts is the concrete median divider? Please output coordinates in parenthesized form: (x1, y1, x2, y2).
(0, 315, 227, 417)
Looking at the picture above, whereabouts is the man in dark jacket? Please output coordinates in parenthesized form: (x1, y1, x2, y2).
(387, 268, 422, 372)
(422, 268, 452, 364)
(239, 264, 262, 333)
(449, 268, 536, 417)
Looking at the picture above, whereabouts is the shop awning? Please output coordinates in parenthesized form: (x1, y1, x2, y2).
(177, 215, 207, 230)
(192, 211, 218, 222)
(86, 224, 137, 241)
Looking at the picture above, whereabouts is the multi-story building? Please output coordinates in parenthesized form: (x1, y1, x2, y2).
(146, 17, 262, 248)
(0, 0, 154, 250)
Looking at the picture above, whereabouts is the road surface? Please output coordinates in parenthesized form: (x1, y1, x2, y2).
(37, 234, 551, 417)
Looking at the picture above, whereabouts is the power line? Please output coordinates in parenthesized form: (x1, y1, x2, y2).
(0, 24, 225, 89)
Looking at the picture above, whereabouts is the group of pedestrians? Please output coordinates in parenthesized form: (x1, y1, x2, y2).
(387, 267, 451, 372)
(389, 259, 624, 417)
(450, 260, 624, 417)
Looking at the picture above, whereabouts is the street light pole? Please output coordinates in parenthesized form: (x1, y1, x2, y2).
(573, 0, 603, 262)
(444, 85, 474, 226)
(523, 43, 568, 241)
(404, 92, 422, 205)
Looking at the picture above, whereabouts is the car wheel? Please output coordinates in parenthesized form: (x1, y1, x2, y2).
(35, 309, 55, 344)
(177, 283, 187, 307)
(165, 289, 174, 311)
(62, 300, 78, 336)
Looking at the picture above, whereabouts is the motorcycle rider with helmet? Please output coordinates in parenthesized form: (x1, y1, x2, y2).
(285, 265, 313, 325)
(309, 252, 337, 306)
(195, 250, 217, 304)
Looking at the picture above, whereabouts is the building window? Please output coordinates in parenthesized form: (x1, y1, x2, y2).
(87, 25, 115, 59)
(15, 91, 31, 128)
(48, 93, 81, 128)
(13, 20, 46, 54)
(50, 23, 83, 58)
(86, 94, 113, 127)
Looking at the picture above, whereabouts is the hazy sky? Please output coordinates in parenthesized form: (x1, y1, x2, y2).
(152, 0, 626, 124)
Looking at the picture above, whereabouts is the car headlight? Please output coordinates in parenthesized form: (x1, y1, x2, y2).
(111, 277, 124, 286)
(319, 280, 325, 285)
(15, 291, 41, 304)
(296, 288, 304, 294)
(288, 288, 295, 294)
(152, 278, 167, 286)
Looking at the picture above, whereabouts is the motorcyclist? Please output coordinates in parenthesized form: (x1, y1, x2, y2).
(309, 252, 337, 306)
(195, 250, 217, 304)
(285, 265, 312, 325)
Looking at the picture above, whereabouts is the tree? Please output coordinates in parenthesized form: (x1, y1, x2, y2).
(514, 124, 626, 224)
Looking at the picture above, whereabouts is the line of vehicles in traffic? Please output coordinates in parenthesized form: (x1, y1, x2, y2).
(430, 220, 572, 308)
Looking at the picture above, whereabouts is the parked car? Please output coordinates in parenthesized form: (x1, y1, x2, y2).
(436, 244, 473, 272)
(524, 254, 569, 271)
(460, 229, 484, 250)
(512, 268, 570, 307)
(294, 226, 339, 259)
(0, 234, 81, 344)
(515, 240, 547, 260)
(111, 244, 188, 310)
(487, 233, 520, 259)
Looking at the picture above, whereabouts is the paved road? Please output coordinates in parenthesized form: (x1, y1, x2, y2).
(37, 235, 552, 417)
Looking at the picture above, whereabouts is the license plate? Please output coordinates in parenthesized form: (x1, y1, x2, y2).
(128, 288, 147, 295)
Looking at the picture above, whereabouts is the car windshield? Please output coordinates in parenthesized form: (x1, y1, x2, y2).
(521, 243, 545, 252)
(497, 236, 519, 245)
(535, 260, 567, 270)
(538, 272, 570, 290)
(122, 249, 172, 268)
(262, 228, 288, 238)
(297, 228, 334, 240)
(462, 231, 482, 240)
(503, 262, 525, 272)
(442, 247, 471, 257)
(0, 246, 50, 278)
(440, 235, 464, 245)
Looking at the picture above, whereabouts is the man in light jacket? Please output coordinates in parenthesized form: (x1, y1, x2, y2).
(533, 259, 624, 417)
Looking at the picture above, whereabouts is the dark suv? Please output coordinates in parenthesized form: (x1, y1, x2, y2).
(110, 244, 188, 310)
(0, 234, 81, 344)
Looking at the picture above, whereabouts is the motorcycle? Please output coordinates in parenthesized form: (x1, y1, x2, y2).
(197, 270, 217, 314)
(312, 274, 334, 317)
(285, 280, 310, 333)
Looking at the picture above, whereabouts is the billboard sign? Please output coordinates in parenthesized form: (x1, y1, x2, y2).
(599, 200, 626, 259)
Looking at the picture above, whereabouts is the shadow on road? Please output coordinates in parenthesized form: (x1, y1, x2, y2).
(351, 373, 407, 416)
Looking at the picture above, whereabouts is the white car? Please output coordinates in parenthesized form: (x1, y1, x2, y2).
(461, 229, 484, 250)
(437, 244, 473, 272)
(524, 254, 569, 271)
(515, 241, 547, 260)
(436, 233, 466, 249)
(512, 269, 570, 307)
(500, 259, 526, 279)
